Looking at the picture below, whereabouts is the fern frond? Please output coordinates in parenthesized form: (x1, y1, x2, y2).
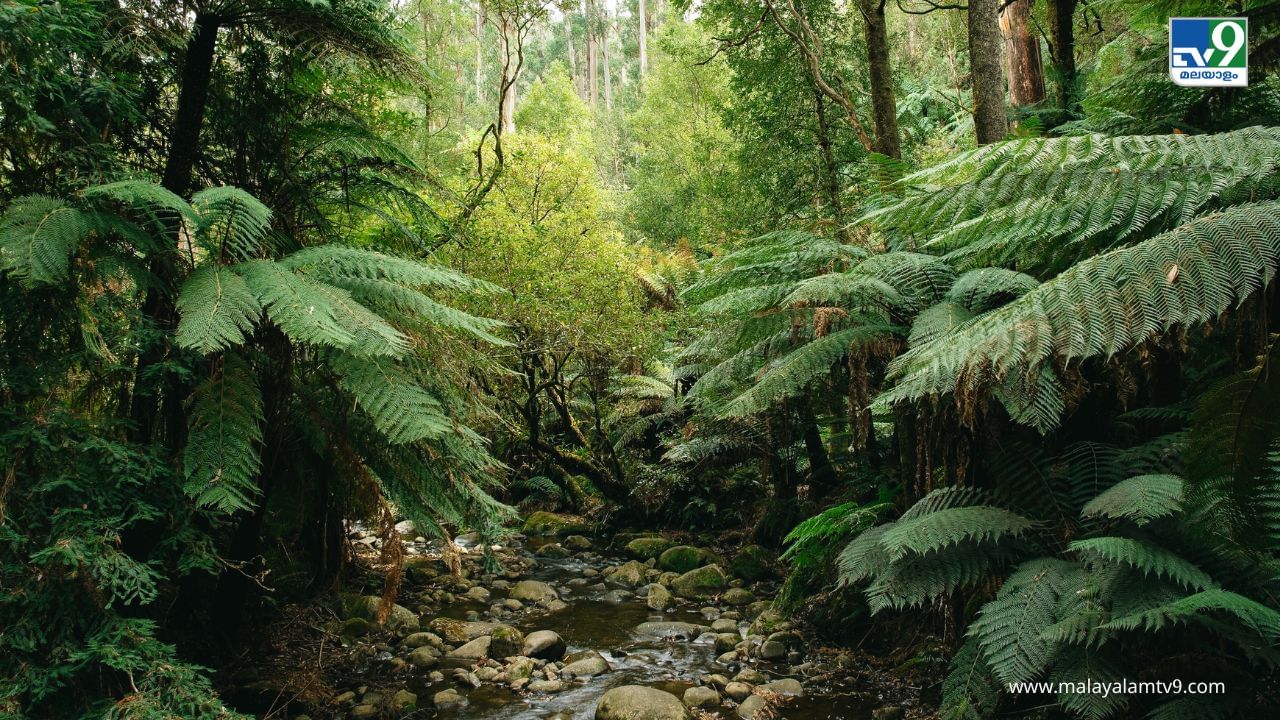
(1104, 588, 1280, 639)
(282, 244, 502, 294)
(191, 186, 273, 263)
(175, 266, 263, 353)
(330, 353, 452, 444)
(881, 506, 1035, 560)
(969, 558, 1076, 684)
(1070, 537, 1216, 590)
(946, 268, 1040, 312)
(1081, 474, 1184, 526)
(0, 195, 92, 284)
(940, 634, 1002, 720)
(183, 354, 264, 513)
(908, 302, 975, 347)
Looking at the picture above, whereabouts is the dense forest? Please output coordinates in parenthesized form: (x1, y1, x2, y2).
(3, 0, 1280, 718)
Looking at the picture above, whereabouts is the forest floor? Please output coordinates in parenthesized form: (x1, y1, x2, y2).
(219, 518, 938, 720)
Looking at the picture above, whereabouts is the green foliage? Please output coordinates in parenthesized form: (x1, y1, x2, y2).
(1081, 474, 1184, 526)
(183, 354, 265, 513)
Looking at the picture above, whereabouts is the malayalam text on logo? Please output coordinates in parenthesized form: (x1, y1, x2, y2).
(1170, 17, 1248, 87)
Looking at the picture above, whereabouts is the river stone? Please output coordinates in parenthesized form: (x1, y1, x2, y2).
(509, 579, 559, 603)
(722, 588, 754, 606)
(734, 668, 768, 685)
(528, 679, 567, 693)
(350, 705, 377, 719)
(748, 607, 788, 634)
(717, 651, 738, 663)
(625, 536, 674, 560)
(408, 646, 439, 669)
(737, 695, 766, 719)
(449, 635, 491, 660)
(536, 542, 570, 558)
(429, 618, 496, 644)
(340, 595, 420, 632)
(464, 586, 491, 603)
(872, 707, 906, 720)
(758, 640, 786, 660)
(596, 686, 691, 720)
(761, 678, 804, 696)
(634, 621, 709, 639)
(522, 630, 567, 660)
(402, 632, 442, 649)
(545, 599, 570, 613)
(714, 633, 740, 653)
(711, 618, 738, 633)
(563, 534, 592, 551)
(522, 511, 590, 536)
(390, 689, 417, 711)
(658, 546, 714, 573)
(647, 583, 672, 611)
(671, 564, 728, 599)
(561, 651, 610, 677)
(506, 656, 535, 681)
(607, 560, 649, 588)
(433, 689, 468, 710)
(724, 681, 752, 701)
(487, 624, 523, 657)
(341, 618, 371, 637)
(682, 685, 720, 709)
(730, 544, 775, 581)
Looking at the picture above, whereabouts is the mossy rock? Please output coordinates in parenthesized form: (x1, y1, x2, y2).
(625, 536, 674, 560)
(607, 560, 649, 588)
(489, 624, 525, 658)
(729, 544, 775, 582)
(748, 606, 789, 635)
(658, 545, 715, 574)
(522, 511, 591, 536)
(341, 617, 372, 638)
(671, 564, 729, 599)
(339, 594, 419, 631)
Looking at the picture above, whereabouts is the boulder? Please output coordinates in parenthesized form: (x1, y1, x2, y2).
(714, 633, 740, 653)
(489, 624, 524, 658)
(527, 679, 567, 693)
(671, 564, 728, 599)
(730, 544, 775, 581)
(561, 651, 610, 677)
(682, 685, 720, 709)
(607, 560, 649, 588)
(658, 546, 715, 573)
(463, 586, 491, 603)
(634, 621, 709, 639)
(340, 595, 419, 632)
(390, 689, 417, 711)
(402, 632, 442, 649)
(625, 536, 674, 560)
(647, 584, 672, 611)
(737, 695, 766, 719)
(433, 689, 468, 710)
(536, 543, 570, 558)
(506, 656, 535, 681)
(710, 618, 738, 633)
(428, 618, 495, 644)
(722, 588, 754, 606)
(563, 534, 593, 551)
(408, 646, 439, 669)
(758, 640, 786, 660)
(509, 580, 559, 604)
(521, 630, 567, 660)
(724, 682, 752, 702)
(522, 511, 590, 536)
(448, 635, 491, 660)
(596, 686, 691, 720)
(761, 678, 804, 697)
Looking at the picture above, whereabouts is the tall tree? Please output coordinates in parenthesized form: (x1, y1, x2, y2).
(857, 0, 900, 158)
(968, 0, 1009, 143)
(1000, 0, 1046, 107)
(586, 0, 599, 105)
(1045, 0, 1078, 109)
(638, 0, 649, 75)
(603, 8, 614, 109)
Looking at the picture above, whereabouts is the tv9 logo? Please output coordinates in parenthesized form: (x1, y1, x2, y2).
(1170, 18, 1248, 87)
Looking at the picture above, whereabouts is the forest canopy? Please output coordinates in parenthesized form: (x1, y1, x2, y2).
(2, 0, 1280, 719)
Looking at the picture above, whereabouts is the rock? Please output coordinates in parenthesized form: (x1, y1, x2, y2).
(506, 656, 535, 680)
(475, 666, 499, 681)
(722, 588, 755, 606)
(333, 690, 357, 705)
(730, 544, 775, 581)
(596, 685, 691, 720)
(563, 534, 592, 551)
(872, 707, 906, 720)
(561, 650, 610, 677)
(625, 536, 674, 560)
(671, 564, 729, 599)
(603, 589, 632, 604)
(758, 641, 787, 660)
(408, 646, 439, 669)
(714, 633, 740, 653)
(711, 618, 738, 633)
(536, 542, 570, 558)
(748, 607, 788, 635)
(509, 580, 559, 604)
(448, 635, 492, 660)
(340, 594, 419, 631)
(647, 583, 673, 611)
(429, 618, 496, 644)
(545, 599, 570, 613)
(607, 560, 649, 588)
(464, 586, 491, 603)
(340, 618, 371, 637)
(390, 689, 417, 711)
(527, 679, 567, 693)
(737, 695, 766, 719)
(402, 632, 442, 649)
(634, 621, 710, 639)
(733, 668, 768, 685)
(658, 545, 715, 573)
(682, 686, 720, 709)
(724, 682, 752, 702)
(433, 688, 468, 710)
(761, 678, 804, 696)
(522, 630, 567, 660)
(522, 511, 590, 536)
(717, 651, 738, 664)
(350, 705, 377, 719)
(489, 624, 524, 658)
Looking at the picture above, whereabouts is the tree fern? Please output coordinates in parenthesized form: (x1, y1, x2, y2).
(329, 353, 452, 444)
(968, 558, 1076, 684)
(1104, 588, 1280, 639)
(881, 505, 1035, 561)
(191, 186, 273, 263)
(0, 195, 92, 284)
(1070, 537, 1216, 591)
(174, 266, 263, 353)
(881, 202, 1280, 431)
(940, 634, 1001, 720)
(183, 354, 264, 513)
(1081, 474, 1185, 526)
(945, 267, 1039, 313)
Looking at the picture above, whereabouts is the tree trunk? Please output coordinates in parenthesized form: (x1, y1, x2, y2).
(602, 18, 612, 110)
(564, 8, 580, 96)
(475, 6, 485, 106)
(638, 0, 648, 76)
(813, 89, 848, 240)
(858, 0, 901, 158)
(999, 0, 1046, 107)
(130, 12, 220, 446)
(499, 13, 516, 134)
(585, 1, 598, 106)
(967, 0, 1009, 144)
(1045, 0, 1078, 110)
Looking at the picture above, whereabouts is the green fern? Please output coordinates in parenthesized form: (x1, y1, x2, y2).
(191, 186, 273, 263)
(1081, 474, 1184, 526)
(0, 195, 92, 284)
(881, 505, 1035, 560)
(1104, 588, 1280, 639)
(330, 353, 452, 444)
(1070, 537, 1216, 591)
(968, 558, 1076, 684)
(174, 266, 263, 353)
(183, 354, 264, 513)
(940, 634, 1001, 720)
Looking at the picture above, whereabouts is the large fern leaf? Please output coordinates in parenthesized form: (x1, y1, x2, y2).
(0, 195, 92, 284)
(1081, 474, 1184, 526)
(175, 266, 264, 353)
(330, 353, 452, 444)
(968, 558, 1076, 684)
(1070, 537, 1216, 590)
(183, 354, 264, 513)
